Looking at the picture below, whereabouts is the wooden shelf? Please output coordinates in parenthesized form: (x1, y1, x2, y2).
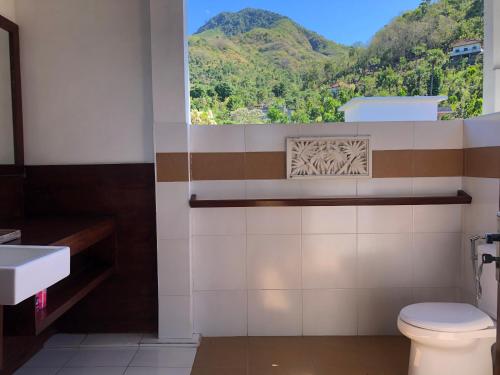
(35, 264, 113, 335)
(190, 190, 472, 208)
(0, 217, 115, 256)
(2, 216, 117, 336)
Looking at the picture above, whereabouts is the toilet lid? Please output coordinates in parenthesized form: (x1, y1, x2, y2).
(399, 303, 494, 333)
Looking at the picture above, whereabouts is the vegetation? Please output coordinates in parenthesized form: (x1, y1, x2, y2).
(189, 0, 484, 124)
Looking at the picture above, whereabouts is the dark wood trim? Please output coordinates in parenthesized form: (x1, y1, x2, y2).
(189, 190, 472, 208)
(34, 264, 114, 335)
(0, 305, 3, 371)
(0, 166, 24, 176)
(0, 14, 24, 169)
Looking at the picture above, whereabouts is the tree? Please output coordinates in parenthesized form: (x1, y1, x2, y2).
(272, 82, 287, 98)
(214, 82, 233, 101)
(267, 105, 289, 123)
(226, 95, 244, 111)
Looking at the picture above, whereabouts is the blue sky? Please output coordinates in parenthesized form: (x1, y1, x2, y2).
(188, 0, 423, 45)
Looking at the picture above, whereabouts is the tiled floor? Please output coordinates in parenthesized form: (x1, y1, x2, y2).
(14, 334, 196, 375)
(14, 334, 410, 375)
(192, 336, 410, 375)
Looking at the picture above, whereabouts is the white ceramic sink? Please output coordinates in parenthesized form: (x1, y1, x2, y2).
(0, 245, 70, 305)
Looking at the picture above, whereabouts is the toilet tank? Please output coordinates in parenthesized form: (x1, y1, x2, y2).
(478, 244, 498, 319)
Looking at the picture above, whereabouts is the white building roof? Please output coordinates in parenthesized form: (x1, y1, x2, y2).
(338, 96, 448, 112)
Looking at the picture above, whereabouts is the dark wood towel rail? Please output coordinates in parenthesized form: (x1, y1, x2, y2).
(189, 190, 472, 208)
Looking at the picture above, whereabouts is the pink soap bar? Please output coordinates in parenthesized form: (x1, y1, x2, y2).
(35, 289, 47, 311)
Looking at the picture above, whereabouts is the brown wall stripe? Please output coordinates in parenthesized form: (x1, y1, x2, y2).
(156, 153, 189, 182)
(191, 153, 245, 181)
(464, 146, 500, 178)
(156, 147, 499, 182)
(413, 149, 464, 177)
(371, 151, 413, 178)
(245, 152, 287, 180)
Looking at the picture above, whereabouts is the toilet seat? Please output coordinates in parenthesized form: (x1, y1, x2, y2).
(399, 303, 494, 333)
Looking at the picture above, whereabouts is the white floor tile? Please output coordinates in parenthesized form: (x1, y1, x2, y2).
(65, 349, 137, 367)
(24, 349, 77, 368)
(57, 368, 127, 375)
(81, 334, 143, 347)
(129, 348, 196, 368)
(44, 334, 87, 348)
(125, 368, 192, 375)
(14, 368, 60, 375)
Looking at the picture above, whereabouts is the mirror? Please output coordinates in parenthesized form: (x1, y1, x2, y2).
(0, 28, 13, 164)
(0, 14, 23, 171)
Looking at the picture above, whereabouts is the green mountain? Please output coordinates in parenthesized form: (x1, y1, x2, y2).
(189, 1, 484, 124)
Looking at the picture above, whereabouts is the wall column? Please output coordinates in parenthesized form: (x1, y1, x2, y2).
(483, 0, 500, 114)
(150, 0, 194, 341)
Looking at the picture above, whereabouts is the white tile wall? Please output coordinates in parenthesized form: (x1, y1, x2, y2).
(192, 235, 246, 291)
(357, 288, 413, 335)
(357, 234, 412, 288)
(300, 178, 357, 197)
(247, 207, 301, 235)
(181, 121, 489, 337)
(192, 208, 246, 235)
(155, 123, 188, 153)
(244, 124, 301, 152)
(302, 234, 356, 289)
(357, 178, 412, 196)
(245, 179, 303, 199)
(358, 206, 412, 233)
(463, 177, 500, 234)
(413, 233, 461, 287)
(158, 296, 193, 339)
(193, 291, 247, 336)
(464, 114, 500, 148)
(191, 205, 464, 336)
(248, 290, 302, 336)
(358, 122, 413, 150)
(247, 235, 301, 289)
(190, 180, 246, 200)
(412, 287, 460, 303)
(414, 120, 463, 149)
(413, 205, 463, 233)
(303, 289, 357, 335)
(157, 239, 190, 296)
(412, 177, 462, 196)
(301, 207, 356, 234)
(190, 125, 245, 152)
(156, 182, 190, 240)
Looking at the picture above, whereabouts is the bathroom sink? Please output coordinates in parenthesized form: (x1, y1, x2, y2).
(0, 245, 70, 305)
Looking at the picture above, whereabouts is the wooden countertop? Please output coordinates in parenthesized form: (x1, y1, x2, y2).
(0, 216, 115, 256)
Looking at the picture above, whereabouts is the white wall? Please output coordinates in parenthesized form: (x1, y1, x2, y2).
(0, 0, 16, 21)
(150, 0, 194, 341)
(15, 0, 154, 164)
(343, 102, 440, 122)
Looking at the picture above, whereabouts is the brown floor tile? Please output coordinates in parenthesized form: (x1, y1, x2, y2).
(248, 337, 314, 369)
(191, 368, 248, 375)
(192, 336, 410, 375)
(193, 337, 248, 369)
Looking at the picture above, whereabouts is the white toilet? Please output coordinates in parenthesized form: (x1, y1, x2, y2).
(398, 244, 497, 375)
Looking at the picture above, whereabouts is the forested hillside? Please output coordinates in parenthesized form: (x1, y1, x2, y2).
(189, 0, 484, 124)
